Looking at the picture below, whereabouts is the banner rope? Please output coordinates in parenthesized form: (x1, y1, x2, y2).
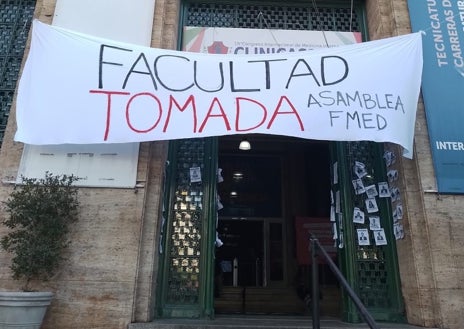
(256, 11, 282, 48)
(349, 0, 354, 32)
(310, 0, 329, 47)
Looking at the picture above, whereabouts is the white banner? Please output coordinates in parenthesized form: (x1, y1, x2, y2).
(15, 20, 423, 158)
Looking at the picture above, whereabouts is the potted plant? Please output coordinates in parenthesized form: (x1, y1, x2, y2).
(0, 172, 79, 328)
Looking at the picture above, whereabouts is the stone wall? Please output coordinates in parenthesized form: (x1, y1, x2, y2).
(130, 0, 178, 323)
(366, 1, 464, 328)
(0, 1, 167, 328)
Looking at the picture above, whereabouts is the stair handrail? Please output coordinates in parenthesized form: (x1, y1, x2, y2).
(309, 234, 380, 329)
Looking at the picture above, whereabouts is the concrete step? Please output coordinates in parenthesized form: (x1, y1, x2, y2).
(129, 315, 438, 329)
(214, 286, 340, 316)
(215, 287, 306, 315)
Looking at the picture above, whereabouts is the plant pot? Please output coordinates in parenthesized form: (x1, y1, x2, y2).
(0, 291, 53, 329)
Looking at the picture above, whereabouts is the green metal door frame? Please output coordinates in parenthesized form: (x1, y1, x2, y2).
(156, 138, 217, 318)
(331, 141, 405, 322)
(156, 0, 405, 322)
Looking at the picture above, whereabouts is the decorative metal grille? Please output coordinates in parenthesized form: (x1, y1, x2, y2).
(346, 141, 391, 308)
(184, 3, 360, 31)
(0, 0, 35, 145)
(166, 139, 206, 304)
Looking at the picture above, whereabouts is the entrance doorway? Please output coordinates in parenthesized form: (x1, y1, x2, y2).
(157, 136, 405, 321)
(214, 135, 340, 315)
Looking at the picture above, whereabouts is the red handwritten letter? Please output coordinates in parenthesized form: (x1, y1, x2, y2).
(89, 90, 130, 140)
(267, 96, 304, 131)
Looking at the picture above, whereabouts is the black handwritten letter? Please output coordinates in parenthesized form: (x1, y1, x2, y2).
(329, 111, 343, 126)
(123, 53, 158, 90)
(286, 59, 320, 88)
(194, 61, 224, 92)
(99, 44, 132, 89)
(321, 56, 348, 86)
(229, 62, 260, 92)
(154, 55, 194, 92)
(247, 59, 287, 89)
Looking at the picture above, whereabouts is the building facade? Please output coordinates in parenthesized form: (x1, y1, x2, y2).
(0, 0, 462, 329)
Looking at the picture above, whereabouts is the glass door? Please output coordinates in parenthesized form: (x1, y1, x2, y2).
(216, 219, 264, 287)
(216, 150, 283, 288)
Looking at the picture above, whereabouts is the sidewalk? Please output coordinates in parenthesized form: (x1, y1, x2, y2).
(129, 315, 436, 329)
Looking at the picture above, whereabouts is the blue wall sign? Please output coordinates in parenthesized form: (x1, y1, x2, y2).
(407, 0, 464, 193)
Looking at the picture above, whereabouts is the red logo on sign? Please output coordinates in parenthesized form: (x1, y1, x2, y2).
(207, 41, 229, 54)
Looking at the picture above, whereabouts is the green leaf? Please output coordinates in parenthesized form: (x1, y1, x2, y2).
(1, 172, 80, 288)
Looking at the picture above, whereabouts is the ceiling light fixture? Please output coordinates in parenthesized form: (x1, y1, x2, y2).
(233, 172, 243, 180)
(239, 138, 251, 150)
